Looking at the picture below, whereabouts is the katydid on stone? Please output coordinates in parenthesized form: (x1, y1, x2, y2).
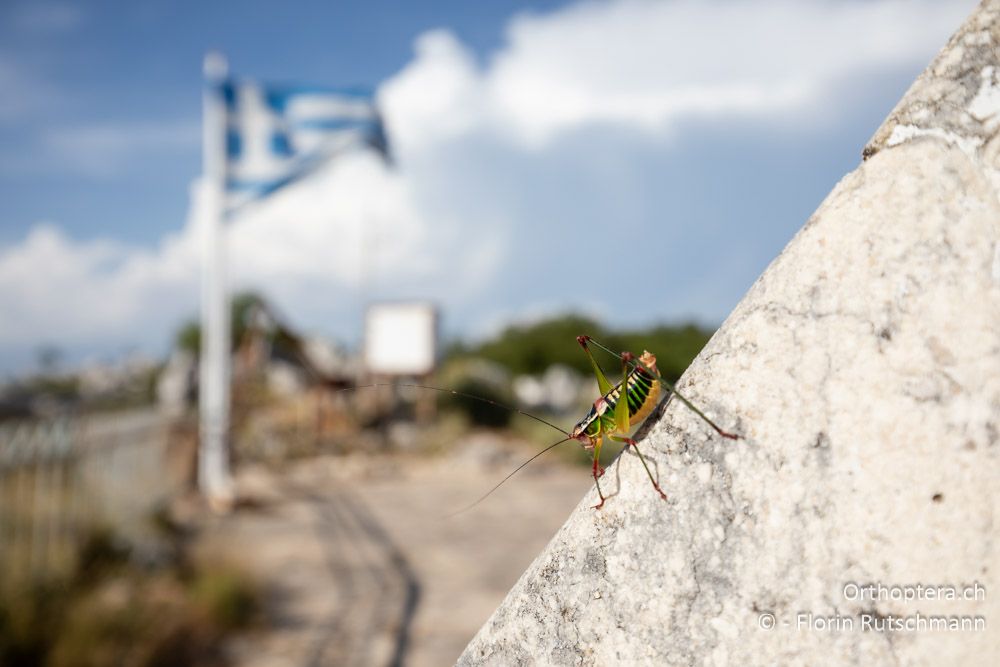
(444, 334, 740, 514)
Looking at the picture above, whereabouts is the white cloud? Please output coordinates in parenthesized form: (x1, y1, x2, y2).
(0, 153, 505, 358)
(381, 30, 487, 154)
(228, 153, 504, 301)
(0, 0, 978, 369)
(384, 0, 974, 149)
(0, 223, 197, 347)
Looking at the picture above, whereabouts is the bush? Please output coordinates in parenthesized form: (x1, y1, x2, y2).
(448, 314, 714, 384)
(190, 567, 259, 632)
(0, 527, 258, 667)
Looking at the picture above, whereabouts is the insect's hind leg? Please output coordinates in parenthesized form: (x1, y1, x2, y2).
(585, 336, 741, 441)
(590, 436, 608, 509)
(611, 434, 667, 501)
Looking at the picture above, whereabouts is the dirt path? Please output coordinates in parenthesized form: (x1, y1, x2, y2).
(200, 440, 593, 666)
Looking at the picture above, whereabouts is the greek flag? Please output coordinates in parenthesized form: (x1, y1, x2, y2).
(219, 80, 389, 212)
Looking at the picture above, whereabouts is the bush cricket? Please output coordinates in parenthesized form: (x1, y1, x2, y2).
(351, 335, 739, 513)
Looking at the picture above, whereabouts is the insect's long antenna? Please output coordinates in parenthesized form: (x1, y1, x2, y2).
(585, 338, 739, 440)
(444, 436, 574, 518)
(342, 383, 570, 436)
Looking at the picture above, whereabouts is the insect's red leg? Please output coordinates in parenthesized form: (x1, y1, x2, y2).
(591, 436, 607, 509)
(615, 436, 667, 502)
(588, 400, 607, 478)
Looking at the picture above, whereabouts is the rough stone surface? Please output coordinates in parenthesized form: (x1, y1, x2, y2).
(866, 0, 1000, 171)
(459, 3, 1000, 665)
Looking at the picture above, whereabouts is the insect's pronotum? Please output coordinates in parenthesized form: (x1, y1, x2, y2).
(353, 335, 740, 513)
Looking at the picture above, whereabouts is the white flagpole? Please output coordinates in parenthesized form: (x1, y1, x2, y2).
(199, 51, 234, 508)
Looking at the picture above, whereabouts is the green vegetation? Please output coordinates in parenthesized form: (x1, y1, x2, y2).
(189, 567, 259, 632)
(447, 314, 714, 383)
(175, 291, 267, 355)
(20, 374, 81, 401)
(0, 527, 259, 667)
(435, 314, 715, 436)
(175, 321, 202, 356)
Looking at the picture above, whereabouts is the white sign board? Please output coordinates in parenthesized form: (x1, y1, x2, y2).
(363, 302, 437, 376)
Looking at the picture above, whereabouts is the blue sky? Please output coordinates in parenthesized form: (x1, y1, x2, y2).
(0, 0, 979, 375)
(0, 0, 567, 246)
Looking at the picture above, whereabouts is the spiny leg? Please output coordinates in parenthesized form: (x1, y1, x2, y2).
(591, 436, 608, 509)
(656, 372, 739, 439)
(611, 434, 667, 501)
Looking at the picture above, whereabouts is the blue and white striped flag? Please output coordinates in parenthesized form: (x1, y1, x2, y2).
(219, 80, 389, 212)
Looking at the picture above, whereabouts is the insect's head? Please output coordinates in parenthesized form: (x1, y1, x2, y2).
(570, 426, 597, 447)
(639, 350, 658, 374)
(569, 396, 605, 443)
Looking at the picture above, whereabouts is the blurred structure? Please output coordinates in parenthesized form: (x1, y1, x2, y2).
(0, 409, 182, 587)
(196, 52, 390, 506)
(0, 356, 161, 422)
(233, 297, 356, 391)
(157, 349, 198, 417)
(363, 302, 438, 377)
(512, 364, 585, 415)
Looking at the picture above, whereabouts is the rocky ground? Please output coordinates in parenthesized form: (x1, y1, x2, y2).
(194, 434, 593, 667)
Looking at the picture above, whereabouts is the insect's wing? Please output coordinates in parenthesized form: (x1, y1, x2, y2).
(614, 365, 631, 433)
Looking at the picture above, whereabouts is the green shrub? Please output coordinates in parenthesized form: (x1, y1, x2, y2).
(189, 567, 258, 632)
(447, 314, 714, 384)
(0, 526, 259, 667)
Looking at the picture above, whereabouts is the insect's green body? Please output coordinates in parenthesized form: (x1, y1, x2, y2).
(574, 354, 660, 441)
